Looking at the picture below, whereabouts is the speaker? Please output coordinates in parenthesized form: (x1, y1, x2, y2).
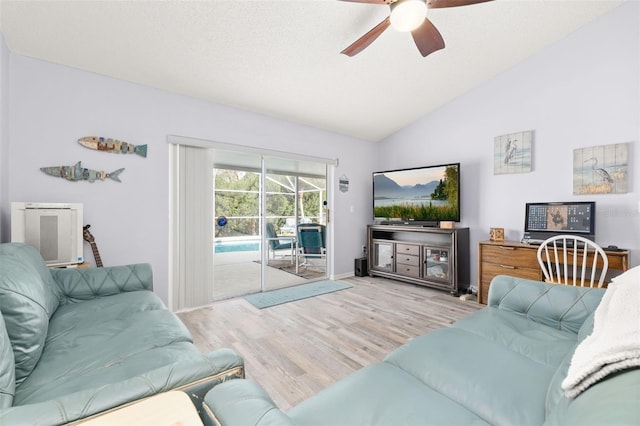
(354, 257, 368, 277)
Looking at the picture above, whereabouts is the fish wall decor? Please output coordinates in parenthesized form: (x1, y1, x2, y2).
(40, 161, 124, 183)
(78, 136, 147, 158)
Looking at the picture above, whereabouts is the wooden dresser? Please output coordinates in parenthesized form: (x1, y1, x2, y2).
(477, 241, 630, 304)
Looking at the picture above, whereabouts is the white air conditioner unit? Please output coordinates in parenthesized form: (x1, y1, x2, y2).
(11, 202, 84, 267)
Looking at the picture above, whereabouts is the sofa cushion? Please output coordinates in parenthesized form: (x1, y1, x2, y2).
(545, 314, 596, 416)
(544, 344, 576, 418)
(203, 379, 297, 426)
(14, 291, 198, 405)
(544, 368, 640, 425)
(384, 326, 567, 426)
(577, 311, 595, 341)
(289, 362, 489, 426)
(44, 287, 166, 338)
(488, 277, 603, 334)
(0, 255, 57, 385)
(51, 263, 153, 303)
(561, 267, 640, 399)
(0, 243, 61, 315)
(0, 312, 16, 408)
(452, 308, 577, 367)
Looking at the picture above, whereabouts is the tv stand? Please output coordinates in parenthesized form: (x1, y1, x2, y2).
(367, 225, 470, 296)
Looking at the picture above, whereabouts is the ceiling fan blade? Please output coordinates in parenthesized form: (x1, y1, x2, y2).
(338, 0, 395, 4)
(427, 0, 492, 9)
(411, 17, 445, 57)
(341, 16, 391, 56)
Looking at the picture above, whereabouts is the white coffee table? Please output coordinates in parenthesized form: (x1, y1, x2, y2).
(78, 391, 203, 426)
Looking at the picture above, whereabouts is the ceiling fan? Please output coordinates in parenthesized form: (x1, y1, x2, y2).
(339, 0, 493, 57)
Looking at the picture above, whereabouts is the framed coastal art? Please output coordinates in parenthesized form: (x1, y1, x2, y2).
(573, 143, 629, 195)
(494, 130, 533, 174)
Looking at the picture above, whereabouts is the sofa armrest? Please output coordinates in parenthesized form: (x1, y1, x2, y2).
(202, 380, 296, 426)
(0, 349, 244, 426)
(487, 275, 605, 334)
(202, 348, 244, 377)
(51, 263, 153, 302)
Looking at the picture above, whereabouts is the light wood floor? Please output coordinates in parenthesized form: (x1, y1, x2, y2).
(177, 275, 482, 412)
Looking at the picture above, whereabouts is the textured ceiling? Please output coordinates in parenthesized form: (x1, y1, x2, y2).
(0, 0, 625, 141)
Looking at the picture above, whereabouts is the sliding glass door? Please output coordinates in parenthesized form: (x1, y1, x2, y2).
(212, 151, 262, 300)
(170, 138, 332, 309)
(210, 150, 329, 298)
(263, 157, 327, 291)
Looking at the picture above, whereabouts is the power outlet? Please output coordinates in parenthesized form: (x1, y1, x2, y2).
(361, 245, 367, 254)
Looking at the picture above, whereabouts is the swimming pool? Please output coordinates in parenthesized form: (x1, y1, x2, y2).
(214, 240, 260, 253)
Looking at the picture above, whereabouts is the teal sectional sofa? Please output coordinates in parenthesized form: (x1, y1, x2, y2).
(202, 274, 640, 426)
(0, 243, 244, 425)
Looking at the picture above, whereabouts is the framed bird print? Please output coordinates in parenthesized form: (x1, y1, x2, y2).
(494, 130, 533, 174)
(573, 142, 629, 195)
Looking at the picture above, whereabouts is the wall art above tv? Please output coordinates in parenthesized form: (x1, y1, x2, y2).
(373, 163, 460, 224)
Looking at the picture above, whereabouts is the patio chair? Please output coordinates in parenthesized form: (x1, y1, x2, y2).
(266, 223, 295, 264)
(297, 223, 326, 268)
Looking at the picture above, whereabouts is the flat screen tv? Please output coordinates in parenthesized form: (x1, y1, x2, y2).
(373, 163, 460, 224)
(524, 201, 595, 241)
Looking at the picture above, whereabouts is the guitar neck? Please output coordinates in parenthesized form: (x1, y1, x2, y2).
(89, 242, 103, 267)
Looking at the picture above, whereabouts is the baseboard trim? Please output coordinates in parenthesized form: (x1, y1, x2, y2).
(331, 271, 354, 280)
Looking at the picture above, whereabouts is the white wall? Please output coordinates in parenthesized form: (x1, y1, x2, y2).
(378, 1, 640, 289)
(0, 34, 9, 242)
(4, 54, 375, 305)
(3, 2, 638, 304)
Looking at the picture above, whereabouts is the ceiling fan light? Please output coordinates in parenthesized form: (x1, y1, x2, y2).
(390, 0, 427, 32)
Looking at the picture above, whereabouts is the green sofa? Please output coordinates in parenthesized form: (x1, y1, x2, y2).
(0, 243, 244, 425)
(202, 274, 640, 425)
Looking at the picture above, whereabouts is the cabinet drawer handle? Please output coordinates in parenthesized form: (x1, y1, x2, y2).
(499, 264, 516, 269)
(498, 246, 515, 251)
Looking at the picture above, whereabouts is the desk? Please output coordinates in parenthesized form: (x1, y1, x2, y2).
(477, 241, 630, 305)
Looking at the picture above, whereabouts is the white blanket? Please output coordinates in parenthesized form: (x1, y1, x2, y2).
(561, 266, 640, 399)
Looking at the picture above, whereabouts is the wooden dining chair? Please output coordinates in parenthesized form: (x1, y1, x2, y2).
(536, 235, 609, 288)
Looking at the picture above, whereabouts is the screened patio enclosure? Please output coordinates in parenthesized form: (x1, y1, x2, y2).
(213, 161, 328, 299)
(170, 139, 333, 310)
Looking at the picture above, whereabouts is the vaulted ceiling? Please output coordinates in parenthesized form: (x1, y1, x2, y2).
(0, 0, 624, 141)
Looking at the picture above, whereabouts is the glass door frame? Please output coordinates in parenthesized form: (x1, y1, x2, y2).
(169, 135, 336, 307)
(261, 157, 329, 292)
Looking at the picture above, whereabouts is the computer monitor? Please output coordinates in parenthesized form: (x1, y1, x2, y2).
(524, 201, 595, 242)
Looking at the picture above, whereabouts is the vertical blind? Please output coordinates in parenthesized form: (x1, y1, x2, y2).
(171, 144, 214, 311)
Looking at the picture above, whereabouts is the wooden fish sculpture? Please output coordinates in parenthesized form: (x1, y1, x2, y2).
(40, 161, 124, 183)
(78, 136, 147, 158)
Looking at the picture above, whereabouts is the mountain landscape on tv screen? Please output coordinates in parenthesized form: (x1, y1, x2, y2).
(374, 174, 439, 199)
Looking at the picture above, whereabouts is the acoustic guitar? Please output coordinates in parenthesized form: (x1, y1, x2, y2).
(82, 224, 103, 267)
